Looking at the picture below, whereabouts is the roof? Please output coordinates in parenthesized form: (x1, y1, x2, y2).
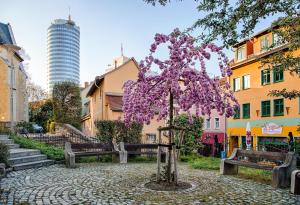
(106, 94, 123, 112)
(86, 57, 139, 97)
(0, 23, 14, 44)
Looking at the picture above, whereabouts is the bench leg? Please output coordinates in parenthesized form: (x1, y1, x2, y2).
(291, 170, 300, 195)
(220, 159, 238, 175)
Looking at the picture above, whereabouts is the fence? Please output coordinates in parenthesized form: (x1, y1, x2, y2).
(20, 132, 100, 148)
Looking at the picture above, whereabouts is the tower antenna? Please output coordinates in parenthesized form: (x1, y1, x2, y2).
(68, 6, 71, 21)
(121, 43, 124, 56)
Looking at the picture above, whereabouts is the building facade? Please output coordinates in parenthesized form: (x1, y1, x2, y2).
(81, 56, 165, 143)
(227, 27, 300, 155)
(0, 22, 28, 127)
(47, 17, 80, 94)
(200, 110, 226, 157)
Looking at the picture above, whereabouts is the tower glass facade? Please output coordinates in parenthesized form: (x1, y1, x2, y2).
(47, 18, 80, 94)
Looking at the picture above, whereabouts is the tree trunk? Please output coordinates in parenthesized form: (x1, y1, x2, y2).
(167, 91, 173, 183)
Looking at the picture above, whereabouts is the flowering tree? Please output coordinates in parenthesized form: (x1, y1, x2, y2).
(123, 29, 238, 183)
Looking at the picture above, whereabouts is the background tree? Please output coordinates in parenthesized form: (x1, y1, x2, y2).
(173, 113, 203, 156)
(123, 29, 238, 183)
(26, 80, 47, 102)
(52, 82, 82, 129)
(29, 99, 53, 130)
(144, 0, 300, 99)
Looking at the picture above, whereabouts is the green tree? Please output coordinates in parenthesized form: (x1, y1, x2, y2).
(144, 0, 300, 99)
(29, 99, 53, 130)
(173, 114, 203, 155)
(52, 82, 82, 129)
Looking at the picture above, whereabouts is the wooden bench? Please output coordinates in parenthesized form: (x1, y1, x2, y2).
(64, 142, 120, 168)
(291, 170, 300, 195)
(220, 148, 297, 188)
(124, 143, 166, 162)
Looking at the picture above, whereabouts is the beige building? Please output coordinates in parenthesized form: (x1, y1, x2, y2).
(0, 22, 28, 127)
(81, 56, 164, 143)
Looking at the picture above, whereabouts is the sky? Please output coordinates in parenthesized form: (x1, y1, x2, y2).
(1, 0, 277, 89)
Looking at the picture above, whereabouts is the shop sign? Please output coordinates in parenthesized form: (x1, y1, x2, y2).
(262, 122, 282, 134)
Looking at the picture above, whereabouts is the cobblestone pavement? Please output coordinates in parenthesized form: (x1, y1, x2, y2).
(0, 163, 299, 205)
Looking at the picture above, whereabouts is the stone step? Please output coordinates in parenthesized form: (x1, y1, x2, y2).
(9, 149, 41, 158)
(0, 139, 13, 144)
(0, 135, 9, 140)
(7, 144, 20, 149)
(12, 160, 54, 171)
(8, 154, 47, 165)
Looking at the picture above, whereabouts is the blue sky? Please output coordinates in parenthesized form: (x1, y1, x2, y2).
(1, 0, 277, 88)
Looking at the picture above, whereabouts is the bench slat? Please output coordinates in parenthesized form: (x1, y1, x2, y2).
(225, 159, 273, 170)
(237, 150, 286, 161)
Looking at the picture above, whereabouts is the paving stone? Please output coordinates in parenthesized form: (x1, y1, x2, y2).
(0, 163, 298, 204)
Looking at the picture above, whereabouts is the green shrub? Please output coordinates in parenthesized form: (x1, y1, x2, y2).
(95, 120, 143, 143)
(173, 114, 203, 155)
(10, 134, 64, 161)
(0, 142, 9, 166)
(15, 121, 34, 133)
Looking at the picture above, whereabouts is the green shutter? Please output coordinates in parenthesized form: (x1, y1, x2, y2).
(242, 76, 245, 89)
(233, 79, 236, 91)
(261, 70, 264, 85)
(243, 103, 250, 119)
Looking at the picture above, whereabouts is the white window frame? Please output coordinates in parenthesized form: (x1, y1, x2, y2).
(215, 118, 220, 129)
(234, 78, 241, 91)
(236, 46, 245, 61)
(260, 35, 269, 51)
(243, 75, 250, 89)
(206, 118, 211, 129)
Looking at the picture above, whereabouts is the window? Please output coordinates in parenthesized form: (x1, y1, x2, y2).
(260, 36, 269, 51)
(234, 106, 240, 119)
(274, 99, 284, 116)
(147, 134, 156, 142)
(261, 69, 271, 85)
(273, 65, 284, 83)
(261, 101, 271, 117)
(242, 75, 250, 89)
(215, 118, 220, 129)
(233, 78, 241, 91)
(206, 118, 211, 129)
(236, 46, 245, 61)
(243, 103, 250, 119)
(272, 33, 280, 46)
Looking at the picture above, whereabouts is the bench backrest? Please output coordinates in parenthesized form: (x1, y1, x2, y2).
(71, 143, 113, 152)
(236, 149, 287, 162)
(124, 144, 158, 152)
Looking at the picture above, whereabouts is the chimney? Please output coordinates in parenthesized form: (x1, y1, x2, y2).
(84, 81, 89, 88)
(114, 60, 117, 69)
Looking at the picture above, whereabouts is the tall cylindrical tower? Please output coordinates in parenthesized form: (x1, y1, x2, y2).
(47, 17, 80, 94)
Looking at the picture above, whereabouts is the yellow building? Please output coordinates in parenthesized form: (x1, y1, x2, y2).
(81, 56, 164, 143)
(227, 27, 300, 155)
(0, 22, 28, 128)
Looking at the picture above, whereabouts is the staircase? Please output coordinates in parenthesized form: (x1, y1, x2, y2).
(0, 135, 54, 171)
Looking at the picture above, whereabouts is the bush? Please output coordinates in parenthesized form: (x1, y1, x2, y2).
(95, 120, 143, 143)
(0, 142, 9, 166)
(15, 121, 34, 133)
(10, 134, 64, 161)
(173, 114, 203, 155)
